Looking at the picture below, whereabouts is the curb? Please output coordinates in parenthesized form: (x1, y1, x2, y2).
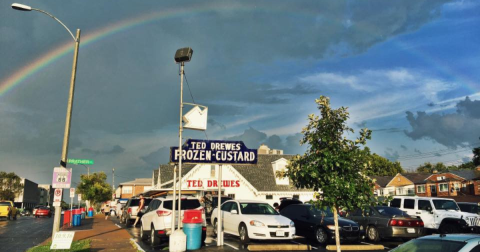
(130, 238, 146, 252)
(326, 245, 385, 251)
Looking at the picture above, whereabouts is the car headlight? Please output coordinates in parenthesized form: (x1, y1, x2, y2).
(327, 225, 340, 230)
(360, 225, 364, 231)
(290, 221, 295, 227)
(249, 220, 265, 227)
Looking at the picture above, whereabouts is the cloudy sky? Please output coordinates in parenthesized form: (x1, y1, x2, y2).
(1, 0, 480, 189)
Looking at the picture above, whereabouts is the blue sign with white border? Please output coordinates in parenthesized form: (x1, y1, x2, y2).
(170, 139, 257, 165)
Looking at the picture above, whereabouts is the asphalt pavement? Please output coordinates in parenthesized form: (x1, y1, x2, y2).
(0, 215, 54, 252)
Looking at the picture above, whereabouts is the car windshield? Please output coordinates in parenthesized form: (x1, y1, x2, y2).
(375, 206, 410, 217)
(163, 199, 201, 210)
(309, 206, 335, 217)
(240, 203, 278, 215)
(432, 200, 459, 211)
(391, 239, 465, 252)
(0, 202, 10, 206)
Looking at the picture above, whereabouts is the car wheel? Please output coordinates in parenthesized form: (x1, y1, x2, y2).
(151, 226, 159, 246)
(367, 225, 380, 242)
(140, 224, 148, 241)
(440, 223, 460, 234)
(239, 223, 250, 244)
(213, 219, 218, 237)
(314, 227, 328, 245)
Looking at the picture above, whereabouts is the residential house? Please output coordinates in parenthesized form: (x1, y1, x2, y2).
(372, 173, 429, 196)
(117, 178, 153, 198)
(416, 170, 480, 198)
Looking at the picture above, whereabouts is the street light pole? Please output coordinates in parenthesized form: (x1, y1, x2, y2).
(12, 3, 81, 239)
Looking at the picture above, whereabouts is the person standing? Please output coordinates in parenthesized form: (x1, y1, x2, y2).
(104, 204, 111, 220)
(133, 194, 145, 227)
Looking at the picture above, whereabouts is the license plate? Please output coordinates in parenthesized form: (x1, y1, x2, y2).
(407, 228, 415, 233)
(276, 230, 285, 237)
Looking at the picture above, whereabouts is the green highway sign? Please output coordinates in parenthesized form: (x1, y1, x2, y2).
(67, 159, 94, 165)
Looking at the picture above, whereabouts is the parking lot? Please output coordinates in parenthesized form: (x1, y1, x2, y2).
(111, 216, 403, 251)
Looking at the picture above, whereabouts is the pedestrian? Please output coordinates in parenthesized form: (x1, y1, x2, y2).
(133, 194, 145, 227)
(104, 204, 111, 220)
(273, 202, 279, 212)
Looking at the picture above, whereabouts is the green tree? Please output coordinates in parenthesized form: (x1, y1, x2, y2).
(76, 172, 112, 207)
(278, 96, 376, 252)
(473, 147, 480, 166)
(366, 154, 404, 176)
(0, 172, 24, 201)
(416, 162, 448, 173)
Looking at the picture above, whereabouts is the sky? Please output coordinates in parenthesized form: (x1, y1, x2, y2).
(1, 0, 480, 190)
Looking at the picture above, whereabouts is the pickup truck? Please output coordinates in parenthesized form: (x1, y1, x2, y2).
(0, 200, 18, 220)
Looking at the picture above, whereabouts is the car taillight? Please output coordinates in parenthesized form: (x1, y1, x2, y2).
(202, 226, 206, 231)
(390, 219, 424, 227)
(7, 207, 10, 211)
(158, 230, 165, 235)
(127, 208, 132, 214)
(156, 210, 171, 217)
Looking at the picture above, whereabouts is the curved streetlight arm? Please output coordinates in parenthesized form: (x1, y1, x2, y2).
(31, 8, 77, 42)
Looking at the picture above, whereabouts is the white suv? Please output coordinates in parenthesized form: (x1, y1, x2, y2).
(139, 195, 206, 246)
(389, 196, 480, 233)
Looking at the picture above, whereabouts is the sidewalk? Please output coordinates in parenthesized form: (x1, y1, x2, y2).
(41, 214, 138, 252)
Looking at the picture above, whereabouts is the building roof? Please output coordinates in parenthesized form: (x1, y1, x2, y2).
(154, 154, 310, 192)
(447, 170, 479, 181)
(401, 173, 430, 184)
(370, 176, 393, 187)
(119, 178, 152, 186)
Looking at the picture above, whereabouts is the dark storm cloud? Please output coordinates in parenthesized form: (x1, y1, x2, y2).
(400, 145, 408, 151)
(434, 152, 442, 157)
(384, 150, 400, 161)
(226, 127, 268, 149)
(81, 145, 125, 155)
(371, 128, 404, 133)
(141, 147, 171, 167)
(405, 97, 480, 148)
(208, 119, 226, 131)
(414, 148, 422, 154)
(427, 102, 436, 107)
(462, 156, 471, 163)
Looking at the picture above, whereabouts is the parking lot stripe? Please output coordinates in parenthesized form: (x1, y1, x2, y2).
(361, 242, 390, 250)
(211, 238, 239, 250)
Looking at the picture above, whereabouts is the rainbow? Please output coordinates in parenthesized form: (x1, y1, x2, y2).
(0, 3, 257, 97)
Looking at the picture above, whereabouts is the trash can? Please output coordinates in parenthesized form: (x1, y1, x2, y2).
(182, 210, 203, 250)
(63, 210, 71, 227)
(72, 209, 82, 226)
(88, 207, 94, 217)
(80, 208, 86, 219)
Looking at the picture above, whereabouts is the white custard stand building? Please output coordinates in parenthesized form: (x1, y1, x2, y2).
(149, 145, 314, 205)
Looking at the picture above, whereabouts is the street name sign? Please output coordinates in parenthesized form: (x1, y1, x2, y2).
(50, 231, 75, 250)
(70, 188, 75, 198)
(53, 188, 62, 207)
(52, 167, 72, 188)
(67, 159, 94, 165)
(170, 139, 257, 164)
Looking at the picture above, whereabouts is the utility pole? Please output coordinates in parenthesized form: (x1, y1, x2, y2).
(112, 168, 115, 199)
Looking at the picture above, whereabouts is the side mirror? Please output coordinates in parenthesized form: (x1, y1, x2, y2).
(231, 209, 238, 214)
(426, 206, 432, 212)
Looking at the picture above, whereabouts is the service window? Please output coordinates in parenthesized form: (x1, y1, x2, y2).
(418, 200, 432, 211)
(390, 198, 401, 208)
(404, 199, 415, 209)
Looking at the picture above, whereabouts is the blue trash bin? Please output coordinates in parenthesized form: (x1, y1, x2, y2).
(183, 223, 202, 250)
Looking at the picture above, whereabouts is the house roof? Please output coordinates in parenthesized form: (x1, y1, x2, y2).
(401, 173, 430, 184)
(154, 154, 310, 192)
(447, 170, 479, 181)
(119, 178, 152, 186)
(370, 176, 393, 187)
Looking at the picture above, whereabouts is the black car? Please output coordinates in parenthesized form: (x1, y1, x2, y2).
(278, 198, 303, 212)
(346, 206, 424, 242)
(280, 204, 362, 244)
(458, 202, 480, 215)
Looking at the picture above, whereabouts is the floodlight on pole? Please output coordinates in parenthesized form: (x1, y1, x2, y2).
(12, 2, 81, 239)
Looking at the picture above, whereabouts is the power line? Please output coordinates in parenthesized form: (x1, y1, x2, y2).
(396, 142, 480, 160)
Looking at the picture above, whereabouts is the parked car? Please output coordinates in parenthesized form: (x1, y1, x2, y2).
(140, 195, 207, 246)
(121, 197, 153, 227)
(390, 234, 480, 252)
(205, 195, 232, 219)
(389, 196, 480, 234)
(211, 200, 295, 244)
(32, 205, 44, 216)
(458, 202, 480, 215)
(280, 204, 361, 244)
(278, 198, 302, 212)
(35, 206, 52, 218)
(346, 206, 424, 242)
(0, 200, 18, 220)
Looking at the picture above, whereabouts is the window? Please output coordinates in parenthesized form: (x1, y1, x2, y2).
(417, 185, 426, 193)
(390, 198, 401, 208)
(439, 183, 449, 192)
(454, 183, 460, 192)
(230, 202, 239, 213)
(122, 186, 132, 194)
(210, 165, 215, 178)
(266, 195, 273, 200)
(352, 209, 363, 217)
(404, 199, 415, 209)
(228, 194, 235, 199)
(221, 202, 232, 211)
(293, 195, 299, 200)
(418, 200, 432, 211)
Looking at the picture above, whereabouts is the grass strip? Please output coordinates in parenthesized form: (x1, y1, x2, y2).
(26, 239, 90, 252)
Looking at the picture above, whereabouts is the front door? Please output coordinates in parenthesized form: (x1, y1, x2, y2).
(430, 185, 437, 197)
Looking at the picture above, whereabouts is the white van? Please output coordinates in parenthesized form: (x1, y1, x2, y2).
(389, 196, 480, 233)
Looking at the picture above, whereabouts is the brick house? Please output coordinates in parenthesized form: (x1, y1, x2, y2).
(416, 170, 480, 197)
(372, 173, 430, 196)
(117, 178, 153, 199)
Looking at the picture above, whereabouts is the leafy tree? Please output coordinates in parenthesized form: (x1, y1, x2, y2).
(473, 147, 480, 166)
(278, 96, 376, 252)
(416, 162, 448, 173)
(0, 172, 23, 201)
(366, 154, 404, 176)
(76, 172, 112, 207)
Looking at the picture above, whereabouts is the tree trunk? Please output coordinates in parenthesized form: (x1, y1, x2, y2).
(332, 206, 341, 252)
